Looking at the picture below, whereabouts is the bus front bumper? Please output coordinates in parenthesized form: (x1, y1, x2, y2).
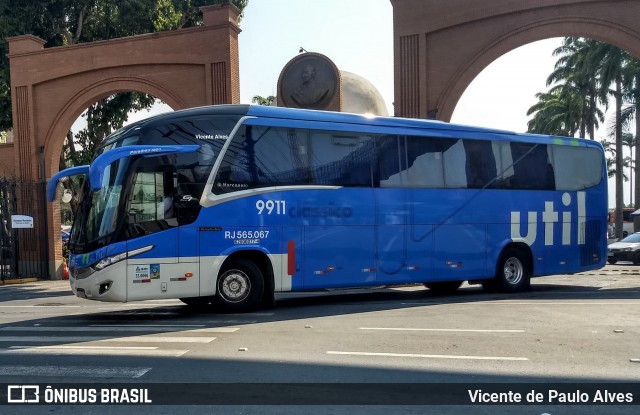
(70, 261, 127, 302)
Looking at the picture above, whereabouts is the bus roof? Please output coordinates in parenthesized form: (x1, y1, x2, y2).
(113, 104, 602, 149)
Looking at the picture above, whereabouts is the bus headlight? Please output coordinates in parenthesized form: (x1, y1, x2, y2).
(92, 245, 154, 271)
(93, 252, 127, 270)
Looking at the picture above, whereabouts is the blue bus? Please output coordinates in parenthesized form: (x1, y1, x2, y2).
(48, 105, 607, 310)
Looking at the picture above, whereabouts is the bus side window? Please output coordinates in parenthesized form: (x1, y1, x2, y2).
(125, 165, 178, 238)
(510, 142, 555, 190)
(377, 135, 404, 187)
(463, 139, 497, 189)
(310, 131, 374, 187)
(442, 140, 468, 188)
(404, 136, 446, 188)
(551, 145, 602, 190)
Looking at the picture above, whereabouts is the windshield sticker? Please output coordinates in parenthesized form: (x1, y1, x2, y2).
(133, 265, 151, 283)
(128, 147, 162, 156)
(150, 264, 160, 279)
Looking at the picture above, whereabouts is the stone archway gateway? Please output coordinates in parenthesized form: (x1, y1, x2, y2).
(391, 0, 640, 120)
(4, 4, 240, 278)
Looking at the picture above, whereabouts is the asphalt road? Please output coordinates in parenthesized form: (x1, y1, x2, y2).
(0, 264, 639, 415)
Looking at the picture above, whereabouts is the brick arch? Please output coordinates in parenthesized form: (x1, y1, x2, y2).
(392, 0, 640, 121)
(4, 4, 241, 278)
(44, 77, 186, 176)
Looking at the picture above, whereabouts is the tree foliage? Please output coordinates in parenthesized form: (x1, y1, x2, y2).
(251, 95, 275, 106)
(0, 0, 248, 213)
(0, 0, 249, 134)
(527, 37, 640, 237)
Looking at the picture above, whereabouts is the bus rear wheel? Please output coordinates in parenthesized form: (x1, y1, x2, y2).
(424, 281, 463, 293)
(216, 259, 264, 311)
(493, 248, 531, 293)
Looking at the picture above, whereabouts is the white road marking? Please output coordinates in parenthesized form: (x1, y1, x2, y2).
(327, 351, 528, 361)
(0, 365, 151, 378)
(0, 336, 216, 343)
(0, 305, 82, 308)
(102, 336, 217, 343)
(2, 345, 188, 357)
(360, 327, 525, 333)
(0, 326, 239, 333)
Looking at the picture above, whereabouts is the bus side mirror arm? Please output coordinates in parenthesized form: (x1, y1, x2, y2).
(47, 165, 90, 202)
(88, 145, 200, 192)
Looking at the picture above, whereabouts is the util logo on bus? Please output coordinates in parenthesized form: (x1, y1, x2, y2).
(511, 192, 586, 246)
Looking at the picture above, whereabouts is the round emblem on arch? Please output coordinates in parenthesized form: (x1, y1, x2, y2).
(278, 53, 339, 110)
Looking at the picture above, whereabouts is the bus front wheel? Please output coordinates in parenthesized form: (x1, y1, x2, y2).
(493, 248, 531, 293)
(216, 259, 264, 311)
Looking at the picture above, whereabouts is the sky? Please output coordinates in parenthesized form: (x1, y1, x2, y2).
(237, 0, 563, 133)
(129, 0, 565, 132)
(109, 0, 625, 206)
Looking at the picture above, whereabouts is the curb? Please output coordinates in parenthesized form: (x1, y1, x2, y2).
(0, 278, 40, 285)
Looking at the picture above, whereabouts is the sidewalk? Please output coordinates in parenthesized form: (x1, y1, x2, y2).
(0, 278, 70, 288)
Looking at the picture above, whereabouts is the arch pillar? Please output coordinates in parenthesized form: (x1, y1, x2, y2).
(6, 4, 241, 279)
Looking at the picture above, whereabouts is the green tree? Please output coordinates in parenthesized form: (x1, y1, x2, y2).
(528, 38, 639, 239)
(0, 0, 249, 132)
(590, 43, 627, 238)
(0, 0, 249, 211)
(527, 87, 582, 136)
(528, 38, 606, 138)
(252, 95, 275, 106)
(546, 38, 607, 139)
(618, 55, 640, 227)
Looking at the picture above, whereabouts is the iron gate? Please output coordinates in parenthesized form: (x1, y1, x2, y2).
(0, 177, 49, 281)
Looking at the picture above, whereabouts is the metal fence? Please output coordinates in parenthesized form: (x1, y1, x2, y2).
(0, 177, 50, 281)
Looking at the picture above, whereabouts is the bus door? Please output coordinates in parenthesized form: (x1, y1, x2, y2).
(125, 165, 200, 300)
(301, 132, 376, 289)
(375, 135, 430, 283)
(429, 139, 494, 282)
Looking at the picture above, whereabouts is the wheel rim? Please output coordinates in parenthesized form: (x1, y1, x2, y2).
(503, 257, 523, 285)
(219, 269, 251, 303)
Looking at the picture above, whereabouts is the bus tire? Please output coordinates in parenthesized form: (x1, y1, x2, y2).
(494, 247, 531, 293)
(424, 281, 463, 293)
(216, 259, 264, 311)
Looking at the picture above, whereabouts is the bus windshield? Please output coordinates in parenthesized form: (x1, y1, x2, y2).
(69, 112, 243, 253)
(70, 135, 141, 251)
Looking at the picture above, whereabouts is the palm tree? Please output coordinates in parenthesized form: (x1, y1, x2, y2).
(526, 88, 581, 136)
(601, 138, 630, 180)
(591, 43, 627, 237)
(528, 38, 637, 238)
(546, 37, 606, 139)
(619, 54, 640, 224)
